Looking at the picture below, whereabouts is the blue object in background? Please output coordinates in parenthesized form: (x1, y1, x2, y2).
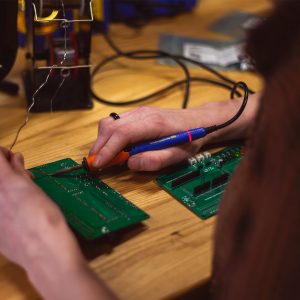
(110, 0, 198, 24)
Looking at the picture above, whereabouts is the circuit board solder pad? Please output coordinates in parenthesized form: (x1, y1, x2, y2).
(157, 145, 243, 219)
(30, 159, 149, 240)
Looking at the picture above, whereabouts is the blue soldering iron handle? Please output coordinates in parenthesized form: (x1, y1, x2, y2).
(129, 128, 207, 156)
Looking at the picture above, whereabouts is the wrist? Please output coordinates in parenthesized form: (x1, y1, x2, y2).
(26, 236, 113, 300)
(192, 93, 261, 145)
(22, 214, 86, 290)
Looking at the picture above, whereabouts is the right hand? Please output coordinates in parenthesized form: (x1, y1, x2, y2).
(90, 94, 260, 171)
(90, 106, 215, 171)
(90, 91, 261, 171)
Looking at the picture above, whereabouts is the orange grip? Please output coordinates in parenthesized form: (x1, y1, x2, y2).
(86, 151, 130, 171)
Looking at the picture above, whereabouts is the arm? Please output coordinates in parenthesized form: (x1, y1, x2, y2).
(90, 93, 261, 171)
(0, 148, 115, 300)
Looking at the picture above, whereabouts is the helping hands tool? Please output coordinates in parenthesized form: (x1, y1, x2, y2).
(49, 127, 209, 176)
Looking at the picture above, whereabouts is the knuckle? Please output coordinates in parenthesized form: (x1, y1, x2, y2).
(149, 113, 165, 128)
(98, 118, 116, 136)
(98, 117, 111, 130)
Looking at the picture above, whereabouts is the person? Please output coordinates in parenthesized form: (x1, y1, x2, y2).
(0, 1, 299, 299)
(0, 94, 260, 300)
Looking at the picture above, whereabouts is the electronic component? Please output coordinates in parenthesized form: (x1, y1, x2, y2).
(212, 173, 229, 188)
(171, 169, 200, 188)
(193, 181, 210, 196)
(30, 158, 149, 240)
(157, 145, 243, 219)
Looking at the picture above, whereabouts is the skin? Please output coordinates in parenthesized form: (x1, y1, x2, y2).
(0, 94, 260, 299)
(0, 148, 114, 300)
(91, 93, 261, 171)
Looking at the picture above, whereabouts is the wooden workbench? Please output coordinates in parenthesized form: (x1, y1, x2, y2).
(0, 0, 270, 299)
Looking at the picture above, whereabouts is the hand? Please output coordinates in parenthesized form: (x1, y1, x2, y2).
(90, 106, 214, 171)
(90, 94, 260, 171)
(0, 147, 74, 268)
(0, 147, 114, 300)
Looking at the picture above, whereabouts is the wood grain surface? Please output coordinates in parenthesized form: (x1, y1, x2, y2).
(0, 0, 270, 299)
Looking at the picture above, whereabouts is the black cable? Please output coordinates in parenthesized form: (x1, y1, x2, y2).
(103, 33, 254, 93)
(91, 32, 253, 109)
(92, 45, 192, 108)
(205, 81, 249, 134)
(91, 73, 241, 106)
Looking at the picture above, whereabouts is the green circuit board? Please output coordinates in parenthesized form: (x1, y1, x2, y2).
(157, 145, 243, 219)
(30, 159, 149, 240)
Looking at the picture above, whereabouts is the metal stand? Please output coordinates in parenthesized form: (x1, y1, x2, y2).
(24, 0, 94, 112)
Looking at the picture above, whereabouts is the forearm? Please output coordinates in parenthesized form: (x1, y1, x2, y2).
(24, 219, 115, 300)
(191, 92, 261, 146)
(28, 261, 114, 300)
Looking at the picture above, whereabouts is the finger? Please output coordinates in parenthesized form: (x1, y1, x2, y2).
(0, 150, 15, 180)
(90, 117, 118, 154)
(92, 107, 173, 168)
(127, 144, 199, 171)
(10, 153, 34, 180)
(26, 171, 35, 180)
(90, 112, 133, 155)
(0, 147, 13, 160)
(14, 152, 25, 167)
(10, 153, 31, 179)
(90, 108, 159, 155)
(92, 119, 164, 168)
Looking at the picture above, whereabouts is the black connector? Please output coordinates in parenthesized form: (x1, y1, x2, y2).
(171, 170, 200, 188)
(212, 173, 229, 188)
(193, 182, 211, 196)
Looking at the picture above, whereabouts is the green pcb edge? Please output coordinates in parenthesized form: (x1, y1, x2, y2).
(156, 145, 243, 219)
(30, 159, 149, 240)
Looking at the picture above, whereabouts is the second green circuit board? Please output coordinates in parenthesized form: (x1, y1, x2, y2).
(157, 145, 243, 219)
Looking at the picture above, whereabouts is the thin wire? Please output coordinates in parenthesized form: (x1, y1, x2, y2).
(10, 0, 69, 150)
(60, 0, 68, 65)
(10, 69, 54, 150)
(50, 77, 66, 112)
(50, 0, 68, 111)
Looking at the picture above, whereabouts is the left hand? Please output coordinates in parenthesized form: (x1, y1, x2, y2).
(0, 147, 80, 269)
(0, 147, 115, 300)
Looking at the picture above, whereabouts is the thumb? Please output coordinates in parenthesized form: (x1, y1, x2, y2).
(127, 143, 200, 171)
